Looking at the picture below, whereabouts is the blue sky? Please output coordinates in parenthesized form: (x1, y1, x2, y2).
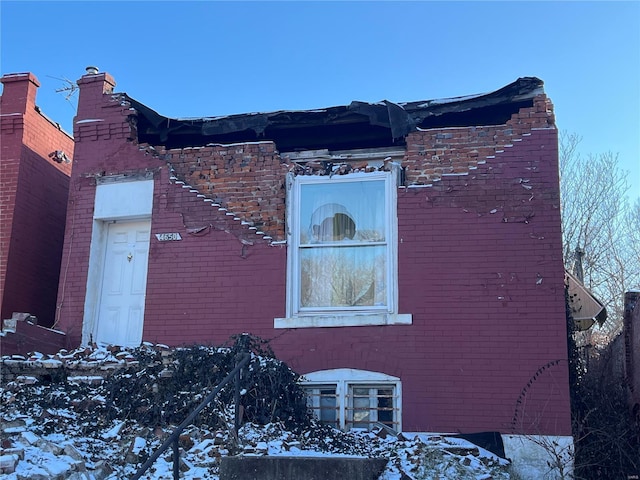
(2, 1, 639, 202)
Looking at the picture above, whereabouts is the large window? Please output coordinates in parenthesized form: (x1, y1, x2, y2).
(276, 170, 411, 328)
(299, 176, 389, 310)
(302, 369, 402, 432)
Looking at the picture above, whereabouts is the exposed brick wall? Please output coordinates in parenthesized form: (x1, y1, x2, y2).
(162, 142, 288, 241)
(404, 95, 554, 185)
(0, 73, 74, 328)
(56, 73, 570, 436)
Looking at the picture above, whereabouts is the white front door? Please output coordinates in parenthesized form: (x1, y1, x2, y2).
(95, 219, 151, 347)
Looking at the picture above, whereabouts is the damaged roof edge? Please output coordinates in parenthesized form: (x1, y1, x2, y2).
(125, 77, 545, 151)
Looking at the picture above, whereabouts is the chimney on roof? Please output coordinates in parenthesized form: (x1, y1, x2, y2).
(0, 72, 40, 115)
(75, 68, 116, 123)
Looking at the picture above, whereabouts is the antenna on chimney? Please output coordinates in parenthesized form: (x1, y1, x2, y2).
(48, 75, 79, 105)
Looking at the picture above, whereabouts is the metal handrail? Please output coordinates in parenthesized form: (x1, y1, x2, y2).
(131, 352, 251, 480)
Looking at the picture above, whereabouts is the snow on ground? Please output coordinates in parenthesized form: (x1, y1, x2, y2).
(1, 343, 512, 479)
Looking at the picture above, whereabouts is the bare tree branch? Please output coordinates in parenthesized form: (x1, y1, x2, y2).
(560, 132, 640, 338)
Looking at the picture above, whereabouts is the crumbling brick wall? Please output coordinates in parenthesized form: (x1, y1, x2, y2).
(56, 71, 570, 436)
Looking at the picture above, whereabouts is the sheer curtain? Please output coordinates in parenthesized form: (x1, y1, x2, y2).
(298, 179, 387, 309)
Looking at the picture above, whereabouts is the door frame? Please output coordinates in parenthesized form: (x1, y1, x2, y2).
(82, 177, 154, 346)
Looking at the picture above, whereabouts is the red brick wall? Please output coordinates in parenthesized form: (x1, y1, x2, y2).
(56, 73, 570, 436)
(0, 130, 20, 313)
(53, 169, 95, 344)
(54, 73, 134, 341)
(266, 127, 569, 435)
(398, 127, 568, 434)
(0, 73, 73, 326)
(142, 165, 284, 342)
(0, 319, 67, 356)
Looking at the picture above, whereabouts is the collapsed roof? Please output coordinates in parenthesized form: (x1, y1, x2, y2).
(127, 77, 544, 151)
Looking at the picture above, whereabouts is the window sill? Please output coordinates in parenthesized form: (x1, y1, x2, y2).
(274, 313, 412, 329)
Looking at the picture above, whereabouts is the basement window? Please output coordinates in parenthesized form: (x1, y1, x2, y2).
(302, 369, 402, 432)
(275, 170, 411, 328)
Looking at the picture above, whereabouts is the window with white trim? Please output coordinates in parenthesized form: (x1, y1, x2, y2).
(276, 169, 411, 328)
(302, 369, 401, 432)
(298, 174, 388, 310)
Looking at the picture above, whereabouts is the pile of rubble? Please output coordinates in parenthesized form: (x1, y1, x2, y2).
(1, 340, 512, 479)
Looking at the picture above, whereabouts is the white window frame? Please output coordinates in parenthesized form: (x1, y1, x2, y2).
(305, 384, 340, 429)
(348, 385, 396, 430)
(275, 168, 412, 329)
(302, 368, 402, 432)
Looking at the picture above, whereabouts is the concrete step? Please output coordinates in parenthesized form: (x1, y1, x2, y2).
(220, 456, 388, 480)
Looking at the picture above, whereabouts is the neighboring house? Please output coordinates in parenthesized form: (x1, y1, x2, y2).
(566, 270, 607, 333)
(55, 69, 572, 475)
(0, 73, 73, 353)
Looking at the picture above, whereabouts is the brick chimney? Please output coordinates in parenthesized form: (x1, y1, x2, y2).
(75, 66, 116, 122)
(0, 72, 40, 114)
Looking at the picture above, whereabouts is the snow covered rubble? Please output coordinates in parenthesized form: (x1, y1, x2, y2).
(0, 341, 512, 479)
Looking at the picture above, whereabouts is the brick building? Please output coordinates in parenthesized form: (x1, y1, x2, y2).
(0, 73, 74, 332)
(55, 69, 572, 473)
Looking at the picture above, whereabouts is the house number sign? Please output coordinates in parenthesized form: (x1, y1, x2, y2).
(155, 233, 182, 241)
